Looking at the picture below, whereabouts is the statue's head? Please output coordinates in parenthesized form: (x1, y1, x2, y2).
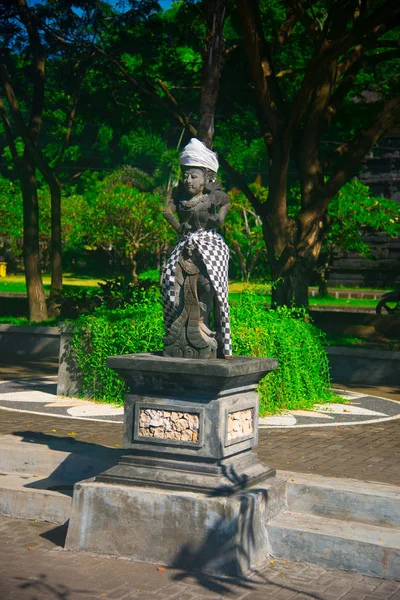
(183, 167, 217, 196)
(178, 139, 220, 198)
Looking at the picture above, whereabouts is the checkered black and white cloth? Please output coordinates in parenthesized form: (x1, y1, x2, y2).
(161, 229, 232, 356)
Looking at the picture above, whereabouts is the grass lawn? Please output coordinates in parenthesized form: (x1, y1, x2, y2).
(0, 274, 100, 294)
(229, 289, 379, 309)
(0, 274, 388, 310)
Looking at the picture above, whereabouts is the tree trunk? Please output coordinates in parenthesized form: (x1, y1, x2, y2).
(266, 203, 327, 308)
(128, 252, 138, 284)
(317, 258, 330, 296)
(197, 0, 228, 148)
(20, 153, 48, 321)
(47, 182, 62, 317)
(270, 259, 312, 308)
(290, 262, 311, 307)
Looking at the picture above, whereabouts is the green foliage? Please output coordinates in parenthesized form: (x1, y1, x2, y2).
(70, 293, 165, 402)
(55, 277, 156, 318)
(70, 291, 334, 414)
(0, 316, 58, 326)
(0, 177, 23, 252)
(288, 178, 400, 257)
(138, 268, 161, 283)
(66, 174, 174, 277)
(286, 178, 400, 290)
(230, 293, 335, 414)
(326, 180, 400, 258)
(223, 187, 267, 281)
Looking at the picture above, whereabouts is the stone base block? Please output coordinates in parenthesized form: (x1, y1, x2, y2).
(65, 476, 286, 576)
(96, 451, 275, 494)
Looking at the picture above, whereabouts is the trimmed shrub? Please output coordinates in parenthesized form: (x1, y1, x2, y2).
(230, 293, 334, 413)
(70, 291, 335, 414)
(70, 291, 164, 403)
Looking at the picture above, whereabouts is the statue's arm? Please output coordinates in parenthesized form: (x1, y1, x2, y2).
(162, 198, 181, 233)
(208, 191, 230, 228)
(217, 197, 230, 225)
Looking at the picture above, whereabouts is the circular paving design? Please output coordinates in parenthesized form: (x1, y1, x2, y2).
(0, 377, 399, 427)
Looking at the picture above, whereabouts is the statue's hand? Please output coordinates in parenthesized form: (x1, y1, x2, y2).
(207, 214, 222, 228)
(179, 222, 192, 236)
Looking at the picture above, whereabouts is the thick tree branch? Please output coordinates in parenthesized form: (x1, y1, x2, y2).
(286, 0, 320, 42)
(53, 89, 80, 168)
(327, 0, 400, 62)
(0, 65, 61, 193)
(0, 97, 20, 163)
(236, 0, 284, 139)
(322, 96, 400, 208)
(273, 5, 298, 51)
(13, 0, 45, 143)
(197, 0, 228, 148)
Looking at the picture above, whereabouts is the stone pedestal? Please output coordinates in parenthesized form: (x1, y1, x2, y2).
(66, 353, 280, 574)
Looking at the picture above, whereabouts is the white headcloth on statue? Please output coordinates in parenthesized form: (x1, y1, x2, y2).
(179, 138, 219, 173)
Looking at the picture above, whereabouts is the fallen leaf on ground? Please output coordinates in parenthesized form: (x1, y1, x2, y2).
(270, 559, 275, 564)
(27, 547, 35, 551)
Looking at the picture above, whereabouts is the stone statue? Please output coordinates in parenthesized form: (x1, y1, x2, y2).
(161, 138, 231, 359)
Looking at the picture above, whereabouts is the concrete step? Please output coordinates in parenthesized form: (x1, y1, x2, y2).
(0, 471, 72, 524)
(284, 472, 400, 528)
(0, 434, 123, 482)
(267, 511, 400, 580)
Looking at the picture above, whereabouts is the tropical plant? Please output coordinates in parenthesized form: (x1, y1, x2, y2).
(70, 291, 334, 414)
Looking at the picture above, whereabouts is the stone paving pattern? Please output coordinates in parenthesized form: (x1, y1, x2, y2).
(0, 409, 398, 485)
(0, 516, 399, 600)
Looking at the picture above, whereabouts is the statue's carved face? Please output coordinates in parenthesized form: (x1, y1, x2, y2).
(183, 168, 206, 196)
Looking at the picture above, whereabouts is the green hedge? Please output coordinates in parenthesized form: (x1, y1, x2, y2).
(70, 291, 335, 414)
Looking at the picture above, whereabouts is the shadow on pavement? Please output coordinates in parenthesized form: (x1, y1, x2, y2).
(0, 358, 59, 380)
(0, 377, 58, 395)
(40, 521, 69, 548)
(12, 431, 123, 495)
(333, 380, 400, 402)
(15, 573, 93, 599)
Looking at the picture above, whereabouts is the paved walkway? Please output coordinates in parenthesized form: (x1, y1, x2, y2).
(0, 358, 399, 485)
(1, 374, 400, 427)
(0, 407, 398, 486)
(1, 515, 399, 600)
(0, 358, 399, 598)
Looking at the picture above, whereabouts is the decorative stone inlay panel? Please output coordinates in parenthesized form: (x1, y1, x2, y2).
(227, 408, 254, 441)
(138, 408, 199, 442)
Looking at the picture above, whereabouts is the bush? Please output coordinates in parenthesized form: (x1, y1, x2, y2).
(70, 291, 335, 414)
(70, 290, 164, 402)
(55, 277, 156, 319)
(230, 293, 335, 413)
